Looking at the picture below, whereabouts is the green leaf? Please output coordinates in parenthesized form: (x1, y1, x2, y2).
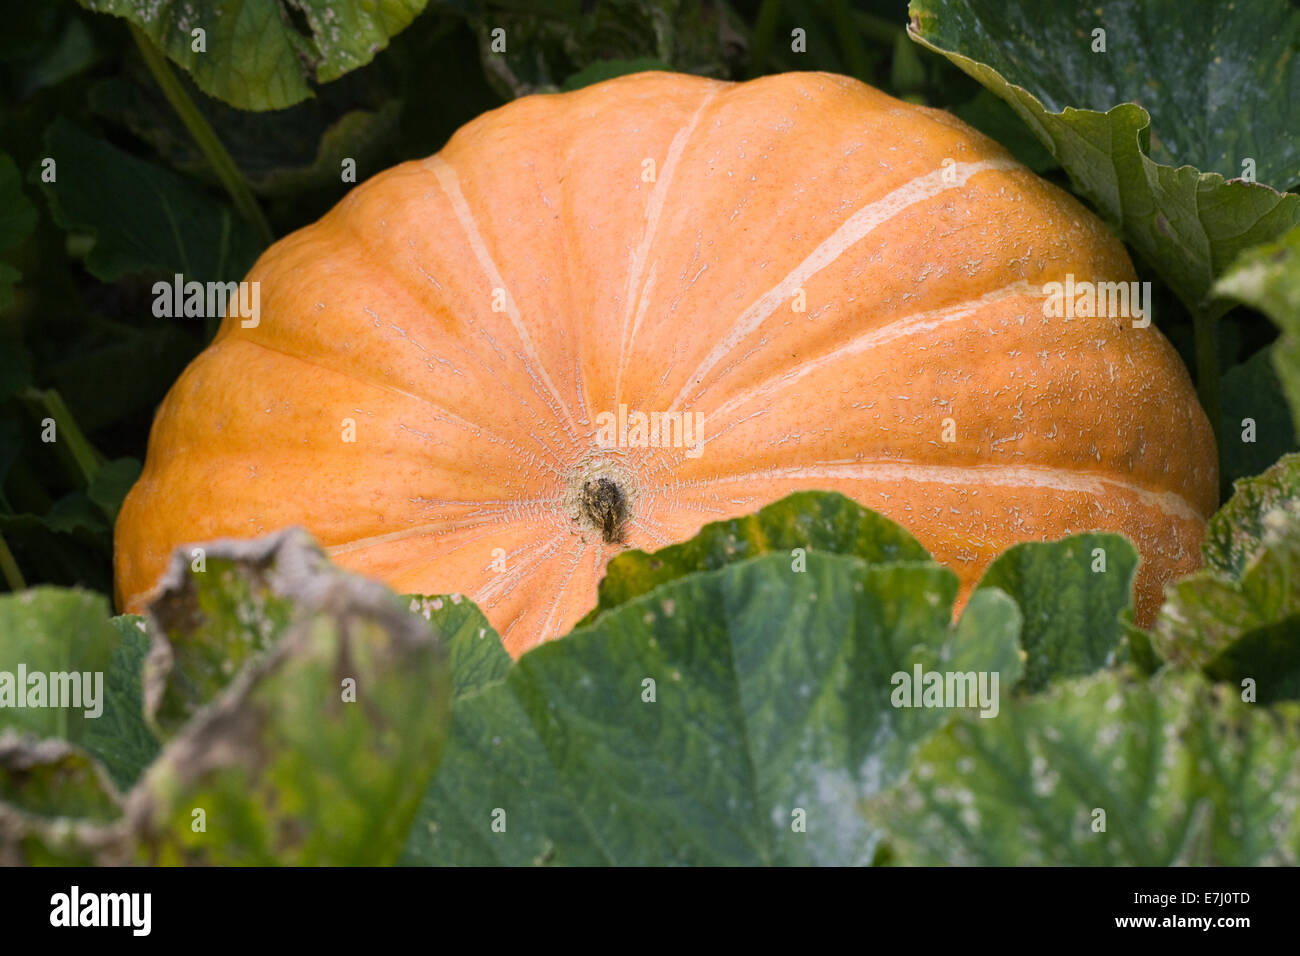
(0, 588, 116, 743)
(871, 670, 1300, 864)
(78, 0, 429, 111)
(44, 322, 199, 434)
(580, 490, 931, 626)
(562, 58, 674, 91)
(1219, 346, 1299, 494)
(14, 13, 98, 95)
(125, 529, 451, 864)
(80, 616, 159, 791)
(1116, 609, 1163, 677)
(407, 595, 512, 698)
(89, 74, 403, 197)
(40, 493, 105, 535)
(908, 0, 1300, 318)
(0, 590, 137, 865)
(0, 513, 113, 595)
(472, 0, 738, 99)
(402, 552, 1022, 865)
(1216, 224, 1300, 435)
(1152, 456, 1300, 680)
(36, 118, 262, 282)
(0, 152, 38, 311)
(974, 533, 1138, 692)
(86, 457, 141, 524)
(1203, 619, 1300, 707)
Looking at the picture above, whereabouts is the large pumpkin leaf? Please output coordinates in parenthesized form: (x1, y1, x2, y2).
(36, 118, 262, 282)
(580, 490, 931, 625)
(908, 0, 1300, 318)
(79, 616, 159, 791)
(78, 0, 429, 111)
(119, 529, 452, 864)
(402, 552, 1022, 866)
(1152, 456, 1300, 695)
(871, 670, 1300, 865)
(408, 595, 511, 698)
(0, 588, 116, 743)
(974, 533, 1137, 692)
(0, 589, 146, 863)
(1216, 224, 1300, 435)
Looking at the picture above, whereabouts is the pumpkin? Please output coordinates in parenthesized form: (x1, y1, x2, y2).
(115, 71, 1217, 657)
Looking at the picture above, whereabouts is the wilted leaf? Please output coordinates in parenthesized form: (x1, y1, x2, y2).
(124, 529, 451, 864)
(141, 533, 307, 739)
(0, 734, 122, 821)
(0, 735, 125, 866)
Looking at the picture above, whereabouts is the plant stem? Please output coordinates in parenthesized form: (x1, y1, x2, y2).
(748, 0, 783, 78)
(1193, 311, 1222, 448)
(0, 533, 25, 592)
(20, 387, 103, 487)
(129, 23, 274, 248)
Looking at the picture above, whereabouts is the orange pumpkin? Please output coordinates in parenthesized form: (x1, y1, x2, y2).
(115, 71, 1217, 657)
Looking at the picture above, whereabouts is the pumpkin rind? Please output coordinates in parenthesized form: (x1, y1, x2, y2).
(115, 71, 1217, 656)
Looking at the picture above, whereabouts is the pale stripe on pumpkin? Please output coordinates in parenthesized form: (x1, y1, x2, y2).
(705, 461, 1205, 522)
(707, 280, 1039, 422)
(615, 91, 721, 409)
(669, 157, 1023, 412)
(427, 156, 584, 442)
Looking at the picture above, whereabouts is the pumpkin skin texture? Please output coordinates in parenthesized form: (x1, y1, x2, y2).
(115, 71, 1217, 657)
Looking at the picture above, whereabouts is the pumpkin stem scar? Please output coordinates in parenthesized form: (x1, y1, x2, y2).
(564, 451, 639, 546)
(581, 477, 629, 545)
